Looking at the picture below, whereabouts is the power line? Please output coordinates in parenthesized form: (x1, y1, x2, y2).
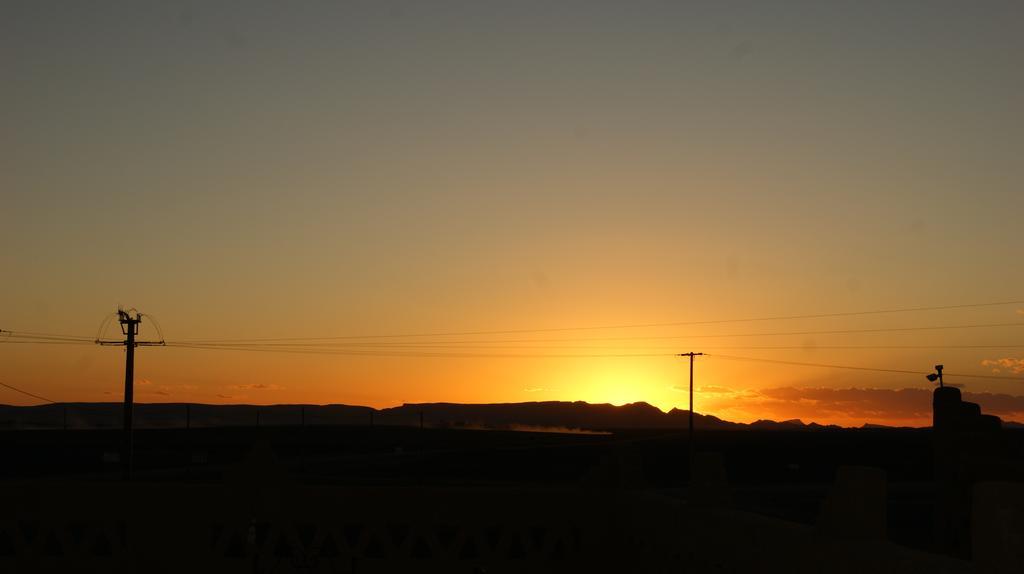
(708, 354, 1024, 382)
(163, 341, 1024, 351)
(2, 333, 94, 343)
(288, 344, 1024, 351)
(5, 298, 1023, 345)
(162, 343, 1024, 383)
(165, 343, 673, 359)
(1, 330, 94, 342)
(168, 321, 1024, 346)
(0, 381, 57, 404)
(163, 342, 1024, 377)
(0, 340, 94, 346)
(8, 329, 1024, 352)
(173, 299, 1024, 343)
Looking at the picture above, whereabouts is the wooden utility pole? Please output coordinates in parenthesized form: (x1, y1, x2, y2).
(96, 308, 164, 480)
(122, 311, 138, 472)
(677, 352, 704, 467)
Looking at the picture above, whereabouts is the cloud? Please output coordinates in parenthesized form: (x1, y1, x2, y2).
(964, 391, 1024, 415)
(754, 387, 931, 420)
(231, 383, 283, 391)
(697, 385, 735, 394)
(138, 382, 182, 397)
(523, 387, 550, 393)
(703, 386, 1024, 427)
(216, 394, 234, 399)
(1016, 309, 1024, 316)
(981, 358, 1024, 374)
(674, 385, 736, 394)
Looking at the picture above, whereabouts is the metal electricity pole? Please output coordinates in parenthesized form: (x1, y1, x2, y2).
(96, 308, 164, 480)
(677, 352, 703, 466)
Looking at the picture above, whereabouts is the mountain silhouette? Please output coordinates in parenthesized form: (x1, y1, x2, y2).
(379, 400, 744, 431)
(2, 400, 855, 431)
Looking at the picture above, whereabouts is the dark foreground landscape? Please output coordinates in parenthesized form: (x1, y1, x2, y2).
(3, 395, 1024, 573)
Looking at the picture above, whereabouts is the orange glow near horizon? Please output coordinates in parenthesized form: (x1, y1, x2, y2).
(5, 318, 1023, 428)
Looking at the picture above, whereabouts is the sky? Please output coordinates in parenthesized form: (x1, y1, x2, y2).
(2, 1, 1023, 426)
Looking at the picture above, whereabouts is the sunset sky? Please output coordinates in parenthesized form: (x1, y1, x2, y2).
(3, 1, 1023, 426)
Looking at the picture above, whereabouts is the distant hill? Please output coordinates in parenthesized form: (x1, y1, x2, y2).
(0, 402, 373, 430)
(0, 400, 879, 432)
(380, 401, 745, 431)
(859, 423, 920, 430)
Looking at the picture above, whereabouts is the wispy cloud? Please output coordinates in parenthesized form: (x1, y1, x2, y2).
(523, 387, 551, 393)
(673, 385, 735, 394)
(698, 385, 735, 394)
(981, 358, 1024, 374)
(231, 383, 283, 391)
(137, 380, 193, 398)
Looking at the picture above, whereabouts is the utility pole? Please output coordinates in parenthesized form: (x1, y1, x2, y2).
(677, 352, 703, 469)
(96, 308, 164, 480)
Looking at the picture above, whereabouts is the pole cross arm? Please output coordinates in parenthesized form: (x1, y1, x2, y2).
(96, 340, 165, 346)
